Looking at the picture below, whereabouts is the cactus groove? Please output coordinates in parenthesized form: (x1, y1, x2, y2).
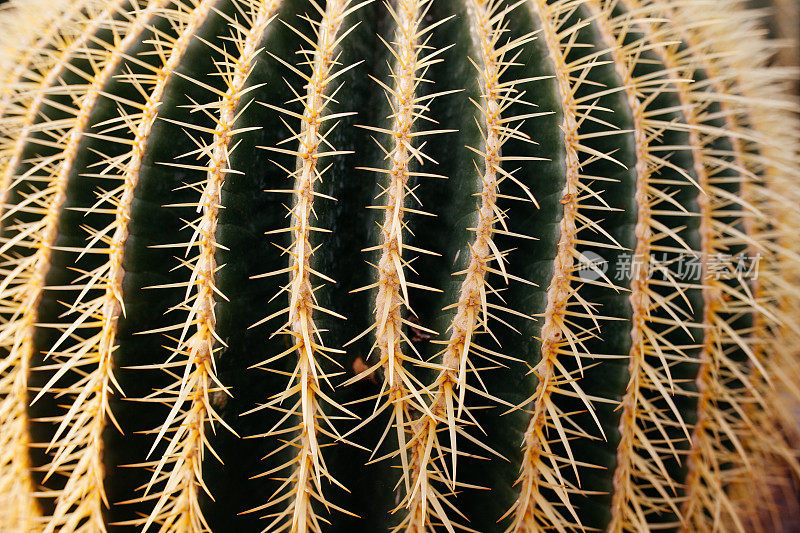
(0, 0, 798, 531)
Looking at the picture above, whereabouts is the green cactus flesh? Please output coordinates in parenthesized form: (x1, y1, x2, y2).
(0, 0, 798, 531)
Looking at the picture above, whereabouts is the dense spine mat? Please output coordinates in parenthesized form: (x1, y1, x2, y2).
(0, 0, 798, 531)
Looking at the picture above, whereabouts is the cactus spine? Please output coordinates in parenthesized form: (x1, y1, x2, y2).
(0, 0, 798, 531)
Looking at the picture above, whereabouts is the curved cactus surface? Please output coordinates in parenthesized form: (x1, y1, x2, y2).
(0, 0, 798, 531)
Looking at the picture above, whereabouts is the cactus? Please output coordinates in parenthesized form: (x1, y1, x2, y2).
(0, 0, 798, 531)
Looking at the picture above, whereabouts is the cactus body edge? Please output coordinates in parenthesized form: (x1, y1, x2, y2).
(0, 0, 798, 531)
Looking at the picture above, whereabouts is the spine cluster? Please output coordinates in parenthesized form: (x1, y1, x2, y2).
(0, 0, 797, 531)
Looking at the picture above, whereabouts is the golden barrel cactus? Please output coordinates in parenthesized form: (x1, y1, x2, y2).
(0, 0, 798, 531)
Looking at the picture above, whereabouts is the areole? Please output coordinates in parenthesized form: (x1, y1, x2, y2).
(0, 0, 797, 532)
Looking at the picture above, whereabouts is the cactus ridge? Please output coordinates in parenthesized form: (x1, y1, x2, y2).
(642, 3, 765, 531)
(0, 0, 102, 522)
(0, 0, 798, 531)
(579, 2, 693, 532)
(393, 0, 547, 529)
(339, 0, 458, 527)
(681, 2, 800, 529)
(0, 1, 165, 529)
(242, 0, 371, 530)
